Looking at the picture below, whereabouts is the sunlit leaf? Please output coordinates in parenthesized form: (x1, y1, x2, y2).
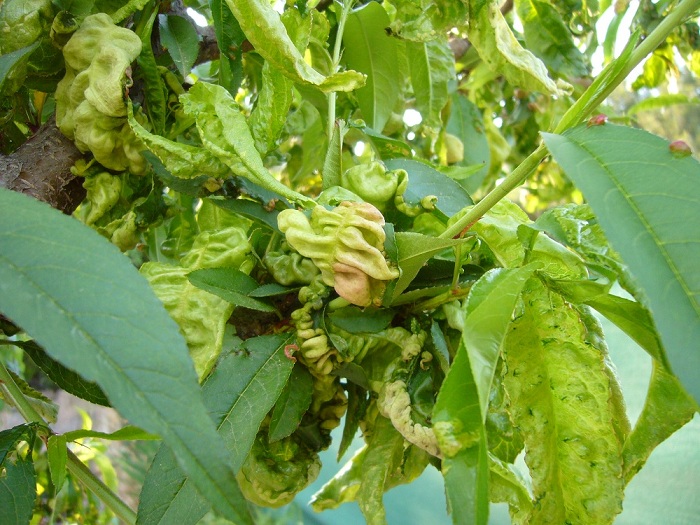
(159, 14, 200, 78)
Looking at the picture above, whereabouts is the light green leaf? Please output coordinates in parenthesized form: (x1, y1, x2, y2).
(446, 93, 490, 193)
(322, 120, 348, 190)
(463, 265, 539, 417)
(137, 334, 294, 525)
(110, 0, 150, 23)
(181, 81, 315, 208)
(407, 36, 454, 128)
(467, 0, 568, 95)
(503, 278, 624, 524)
(0, 189, 252, 525)
(627, 93, 700, 116)
(250, 62, 294, 154)
(356, 416, 406, 525)
(542, 124, 700, 404)
(3, 369, 58, 423)
(391, 232, 465, 301)
(489, 454, 533, 525)
(223, 0, 364, 92)
(433, 336, 489, 525)
(47, 434, 67, 493)
(342, 1, 402, 132)
(311, 445, 367, 511)
(516, 0, 589, 78)
(63, 426, 159, 442)
(268, 364, 314, 442)
(188, 267, 276, 313)
(159, 14, 200, 78)
(622, 363, 698, 484)
(0, 454, 35, 525)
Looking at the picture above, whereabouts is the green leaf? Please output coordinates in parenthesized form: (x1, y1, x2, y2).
(137, 333, 294, 525)
(0, 43, 39, 95)
(188, 267, 277, 313)
(209, 0, 245, 94)
(311, 445, 367, 511)
(489, 453, 533, 523)
(542, 124, 700, 404)
(361, 126, 413, 160)
(407, 36, 454, 128)
(210, 197, 281, 232)
(391, 232, 465, 301)
(159, 14, 200, 78)
(627, 93, 699, 116)
(18, 339, 110, 406)
(63, 426, 159, 442)
(622, 363, 698, 484)
(3, 369, 58, 424)
(109, 0, 151, 23)
(503, 279, 624, 524)
(180, 81, 315, 208)
(0, 454, 35, 525)
(268, 364, 314, 442)
(385, 158, 474, 219)
(223, 0, 364, 92)
(516, 0, 589, 78)
(342, 1, 402, 132)
(136, 10, 167, 135)
(250, 62, 294, 155)
(0, 424, 37, 466)
(327, 306, 394, 334)
(47, 434, 67, 493)
(467, 0, 568, 95)
(446, 94, 490, 193)
(337, 383, 368, 461)
(0, 189, 251, 525)
(322, 120, 349, 190)
(464, 265, 539, 417)
(433, 336, 489, 525)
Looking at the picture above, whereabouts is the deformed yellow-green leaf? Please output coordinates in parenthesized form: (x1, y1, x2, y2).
(503, 278, 624, 524)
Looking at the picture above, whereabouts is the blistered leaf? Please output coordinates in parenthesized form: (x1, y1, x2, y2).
(467, 0, 569, 95)
(223, 0, 364, 92)
(543, 124, 700, 404)
(342, 1, 403, 132)
(489, 454, 533, 525)
(503, 278, 624, 524)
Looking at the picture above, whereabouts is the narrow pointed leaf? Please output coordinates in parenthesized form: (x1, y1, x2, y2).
(342, 1, 402, 132)
(407, 37, 454, 128)
(0, 189, 252, 525)
(209, 0, 246, 93)
(268, 364, 314, 442)
(136, 10, 166, 135)
(47, 434, 67, 493)
(446, 94, 490, 193)
(188, 268, 277, 313)
(543, 124, 700, 404)
(138, 334, 294, 525)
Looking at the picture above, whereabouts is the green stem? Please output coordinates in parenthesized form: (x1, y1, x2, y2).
(66, 449, 137, 525)
(0, 360, 136, 525)
(440, 0, 700, 239)
(327, 0, 355, 141)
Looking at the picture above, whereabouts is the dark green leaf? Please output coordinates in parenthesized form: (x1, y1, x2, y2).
(0, 189, 251, 525)
(391, 232, 465, 301)
(188, 267, 277, 313)
(137, 333, 294, 525)
(342, 1, 402, 132)
(136, 10, 167, 135)
(19, 340, 110, 406)
(210, 197, 281, 232)
(209, 0, 245, 93)
(0, 454, 35, 525)
(268, 364, 314, 442)
(47, 434, 67, 493)
(543, 124, 700, 404)
(159, 14, 200, 78)
(361, 126, 413, 159)
(327, 306, 394, 334)
(0, 424, 36, 466)
(446, 94, 490, 193)
(337, 383, 368, 461)
(0, 43, 39, 94)
(248, 283, 295, 297)
(385, 158, 473, 219)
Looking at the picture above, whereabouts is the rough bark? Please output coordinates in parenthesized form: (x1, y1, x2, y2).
(0, 117, 85, 214)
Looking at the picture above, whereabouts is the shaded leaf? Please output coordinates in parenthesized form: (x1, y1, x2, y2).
(0, 424, 37, 466)
(0, 189, 251, 525)
(407, 36, 454, 128)
(269, 364, 314, 442)
(209, 0, 246, 93)
(543, 124, 700, 404)
(136, 10, 167, 135)
(137, 334, 294, 525)
(188, 268, 277, 313)
(0, 43, 39, 95)
(0, 454, 35, 525)
(327, 306, 394, 334)
(159, 14, 200, 78)
(446, 94, 490, 193)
